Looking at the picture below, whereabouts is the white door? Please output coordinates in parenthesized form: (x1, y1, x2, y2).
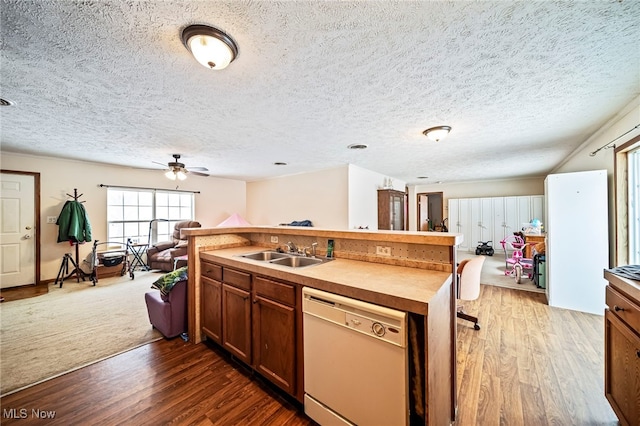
(0, 173, 36, 288)
(492, 197, 506, 243)
(503, 196, 519, 238)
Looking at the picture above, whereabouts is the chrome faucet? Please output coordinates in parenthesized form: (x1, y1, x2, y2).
(302, 242, 318, 257)
(285, 241, 297, 254)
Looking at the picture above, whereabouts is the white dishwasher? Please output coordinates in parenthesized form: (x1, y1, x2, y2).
(302, 287, 408, 426)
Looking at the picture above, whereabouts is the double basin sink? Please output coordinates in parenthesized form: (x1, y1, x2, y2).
(238, 250, 331, 268)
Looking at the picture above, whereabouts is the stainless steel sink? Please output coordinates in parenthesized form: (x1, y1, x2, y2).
(270, 256, 324, 268)
(237, 250, 331, 268)
(240, 250, 290, 261)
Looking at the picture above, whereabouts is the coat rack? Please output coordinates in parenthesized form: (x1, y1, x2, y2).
(55, 189, 89, 287)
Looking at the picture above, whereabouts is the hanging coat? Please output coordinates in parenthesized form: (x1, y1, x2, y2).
(57, 200, 92, 243)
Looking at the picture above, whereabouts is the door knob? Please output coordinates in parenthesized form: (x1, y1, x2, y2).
(23, 234, 32, 239)
(25, 226, 32, 230)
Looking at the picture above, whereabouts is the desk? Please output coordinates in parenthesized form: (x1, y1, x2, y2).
(524, 234, 545, 259)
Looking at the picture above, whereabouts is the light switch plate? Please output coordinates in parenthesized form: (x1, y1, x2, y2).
(270, 236, 279, 243)
(47, 216, 57, 224)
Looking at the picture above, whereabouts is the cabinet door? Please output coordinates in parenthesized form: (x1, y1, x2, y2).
(492, 197, 506, 243)
(252, 295, 296, 394)
(222, 284, 252, 364)
(391, 193, 404, 231)
(531, 195, 544, 225)
(471, 198, 493, 244)
(503, 196, 519, 238)
(517, 196, 532, 229)
(604, 310, 640, 425)
(201, 276, 222, 343)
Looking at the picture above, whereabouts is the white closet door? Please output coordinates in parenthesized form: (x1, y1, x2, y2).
(502, 196, 519, 239)
(531, 195, 544, 225)
(517, 196, 532, 229)
(458, 198, 471, 251)
(492, 197, 506, 244)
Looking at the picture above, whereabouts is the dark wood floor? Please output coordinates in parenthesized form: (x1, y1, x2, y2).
(1, 285, 619, 425)
(0, 338, 313, 425)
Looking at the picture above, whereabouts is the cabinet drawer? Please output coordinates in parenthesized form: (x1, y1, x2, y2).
(223, 268, 251, 291)
(254, 276, 295, 306)
(201, 261, 222, 281)
(606, 285, 640, 332)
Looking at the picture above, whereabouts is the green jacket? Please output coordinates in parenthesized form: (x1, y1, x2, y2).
(57, 201, 92, 243)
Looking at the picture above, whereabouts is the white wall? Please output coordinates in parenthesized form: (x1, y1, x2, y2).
(348, 164, 405, 230)
(246, 166, 349, 229)
(552, 95, 640, 264)
(407, 177, 545, 231)
(1, 152, 246, 281)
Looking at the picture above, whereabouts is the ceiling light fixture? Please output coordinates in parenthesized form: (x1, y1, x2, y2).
(165, 168, 187, 181)
(422, 126, 452, 142)
(181, 24, 238, 70)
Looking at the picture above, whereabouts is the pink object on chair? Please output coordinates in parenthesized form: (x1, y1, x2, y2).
(500, 234, 534, 283)
(144, 279, 187, 338)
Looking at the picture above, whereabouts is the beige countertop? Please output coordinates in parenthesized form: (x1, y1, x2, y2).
(184, 225, 463, 247)
(200, 246, 452, 315)
(605, 269, 640, 302)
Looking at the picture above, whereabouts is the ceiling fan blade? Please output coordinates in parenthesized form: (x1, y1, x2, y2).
(188, 166, 209, 172)
(190, 171, 210, 177)
(152, 161, 168, 168)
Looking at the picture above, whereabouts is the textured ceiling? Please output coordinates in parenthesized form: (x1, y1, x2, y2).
(1, 1, 639, 184)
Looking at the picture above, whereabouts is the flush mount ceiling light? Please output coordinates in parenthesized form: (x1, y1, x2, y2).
(422, 126, 452, 142)
(181, 24, 238, 70)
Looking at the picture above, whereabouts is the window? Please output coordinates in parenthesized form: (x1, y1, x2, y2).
(615, 135, 640, 266)
(628, 147, 640, 264)
(107, 188, 194, 246)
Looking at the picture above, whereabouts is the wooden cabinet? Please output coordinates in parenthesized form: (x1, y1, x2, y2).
(222, 268, 252, 364)
(252, 276, 296, 394)
(200, 262, 300, 399)
(604, 272, 640, 425)
(378, 189, 405, 230)
(201, 261, 223, 343)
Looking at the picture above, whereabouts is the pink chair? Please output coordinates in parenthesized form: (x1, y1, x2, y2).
(144, 279, 187, 338)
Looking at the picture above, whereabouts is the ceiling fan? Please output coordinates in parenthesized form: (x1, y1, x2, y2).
(153, 154, 209, 180)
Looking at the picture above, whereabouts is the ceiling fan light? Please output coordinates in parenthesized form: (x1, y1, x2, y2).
(176, 170, 187, 180)
(165, 170, 177, 180)
(182, 25, 238, 70)
(423, 126, 452, 142)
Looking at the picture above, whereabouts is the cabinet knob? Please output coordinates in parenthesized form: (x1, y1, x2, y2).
(614, 305, 625, 312)
(253, 298, 258, 304)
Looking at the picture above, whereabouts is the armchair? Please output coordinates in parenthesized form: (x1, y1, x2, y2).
(145, 279, 187, 338)
(146, 220, 201, 272)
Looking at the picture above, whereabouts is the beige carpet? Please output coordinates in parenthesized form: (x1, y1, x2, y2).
(0, 270, 164, 396)
(458, 250, 545, 293)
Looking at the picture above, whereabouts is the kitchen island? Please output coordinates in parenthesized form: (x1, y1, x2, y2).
(182, 226, 462, 425)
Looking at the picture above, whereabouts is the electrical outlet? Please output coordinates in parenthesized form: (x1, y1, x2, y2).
(47, 216, 57, 224)
(376, 246, 391, 256)
(270, 236, 279, 243)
